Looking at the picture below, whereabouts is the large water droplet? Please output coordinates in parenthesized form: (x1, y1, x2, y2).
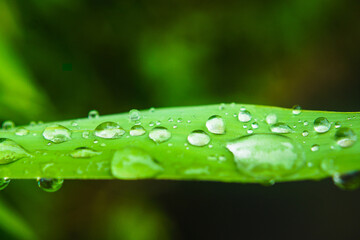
(70, 147, 101, 158)
(292, 105, 302, 115)
(333, 171, 360, 190)
(270, 123, 293, 133)
(130, 125, 146, 136)
(335, 127, 357, 148)
(0, 138, 30, 164)
(313, 117, 331, 133)
(94, 122, 125, 139)
(206, 115, 225, 134)
(0, 178, 10, 190)
(15, 127, 29, 136)
(187, 130, 211, 147)
(88, 110, 99, 119)
(37, 178, 64, 192)
(2, 121, 15, 130)
(265, 113, 277, 125)
(149, 127, 171, 143)
(226, 134, 305, 180)
(238, 110, 252, 122)
(111, 147, 163, 179)
(129, 109, 141, 121)
(43, 125, 72, 143)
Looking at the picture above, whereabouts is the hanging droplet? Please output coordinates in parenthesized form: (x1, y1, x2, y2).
(265, 113, 278, 125)
(70, 147, 101, 158)
(43, 125, 72, 143)
(302, 130, 309, 137)
(149, 127, 171, 143)
(94, 122, 125, 139)
(333, 171, 360, 190)
(111, 147, 163, 179)
(0, 178, 10, 190)
(313, 117, 331, 133)
(187, 130, 211, 147)
(226, 134, 305, 180)
(130, 125, 146, 136)
(311, 144, 320, 152)
(2, 121, 15, 130)
(15, 127, 29, 136)
(88, 110, 99, 119)
(270, 123, 293, 133)
(129, 109, 141, 121)
(0, 138, 31, 164)
(37, 178, 64, 192)
(206, 115, 225, 134)
(238, 110, 252, 123)
(292, 105, 302, 115)
(335, 127, 357, 148)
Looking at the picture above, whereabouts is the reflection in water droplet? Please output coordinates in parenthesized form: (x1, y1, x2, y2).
(335, 127, 357, 148)
(43, 125, 72, 143)
(0, 178, 10, 190)
(129, 109, 141, 121)
(270, 123, 293, 133)
(149, 127, 171, 143)
(226, 134, 305, 180)
(2, 121, 15, 130)
(187, 130, 211, 147)
(333, 171, 360, 190)
(0, 138, 30, 164)
(111, 147, 163, 179)
(314, 117, 331, 133)
(130, 125, 146, 136)
(238, 110, 252, 122)
(88, 110, 99, 119)
(206, 115, 225, 134)
(94, 122, 125, 139)
(37, 178, 64, 192)
(70, 147, 101, 158)
(265, 113, 277, 125)
(292, 105, 302, 115)
(15, 127, 29, 136)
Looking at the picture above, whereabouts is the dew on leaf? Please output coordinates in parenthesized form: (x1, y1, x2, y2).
(43, 124, 72, 143)
(187, 130, 210, 147)
(94, 122, 125, 139)
(206, 115, 225, 134)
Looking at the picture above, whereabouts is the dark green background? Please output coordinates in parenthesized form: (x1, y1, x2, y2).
(0, 0, 359, 239)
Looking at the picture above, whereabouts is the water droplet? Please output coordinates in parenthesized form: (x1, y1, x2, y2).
(313, 117, 331, 133)
(42, 125, 72, 143)
(265, 113, 277, 125)
(149, 127, 171, 143)
(219, 103, 226, 110)
(247, 129, 253, 134)
(168, 117, 173, 122)
(149, 107, 155, 113)
(238, 110, 252, 122)
(226, 134, 305, 180)
(2, 121, 15, 130)
(129, 109, 141, 121)
(0, 178, 10, 190)
(292, 105, 302, 115)
(88, 110, 99, 119)
(335, 122, 341, 128)
(333, 171, 360, 190)
(270, 123, 293, 133)
(0, 138, 30, 164)
(335, 127, 357, 148)
(111, 147, 163, 179)
(149, 121, 155, 127)
(82, 131, 90, 139)
(15, 127, 29, 136)
(302, 130, 309, 137)
(303, 121, 309, 126)
(37, 178, 64, 192)
(206, 115, 225, 134)
(130, 125, 146, 136)
(251, 122, 259, 129)
(311, 144, 320, 152)
(177, 118, 183, 123)
(70, 147, 101, 158)
(187, 130, 211, 147)
(94, 122, 125, 139)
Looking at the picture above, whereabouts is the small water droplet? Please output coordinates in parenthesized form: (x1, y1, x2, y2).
(226, 134, 305, 180)
(94, 122, 125, 139)
(2, 121, 15, 130)
(265, 113, 278, 125)
(149, 121, 155, 127)
(0, 138, 31, 164)
(238, 110, 252, 122)
(168, 117, 173, 122)
(111, 147, 163, 179)
(206, 115, 225, 134)
(251, 122, 259, 129)
(130, 125, 146, 136)
(303, 121, 309, 126)
(82, 131, 90, 139)
(219, 103, 226, 110)
(15, 127, 29, 136)
(311, 144, 320, 152)
(335, 122, 341, 128)
(88, 110, 99, 119)
(314, 117, 331, 133)
(129, 109, 141, 121)
(177, 118, 183, 123)
(70, 147, 101, 158)
(187, 130, 211, 147)
(149, 107, 155, 113)
(0, 178, 10, 190)
(302, 130, 309, 137)
(292, 105, 302, 115)
(37, 178, 64, 192)
(335, 127, 357, 148)
(247, 129, 253, 134)
(149, 127, 171, 143)
(270, 123, 293, 133)
(333, 171, 360, 190)
(43, 125, 72, 143)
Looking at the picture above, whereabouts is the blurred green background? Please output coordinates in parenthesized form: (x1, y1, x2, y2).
(0, 0, 360, 239)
